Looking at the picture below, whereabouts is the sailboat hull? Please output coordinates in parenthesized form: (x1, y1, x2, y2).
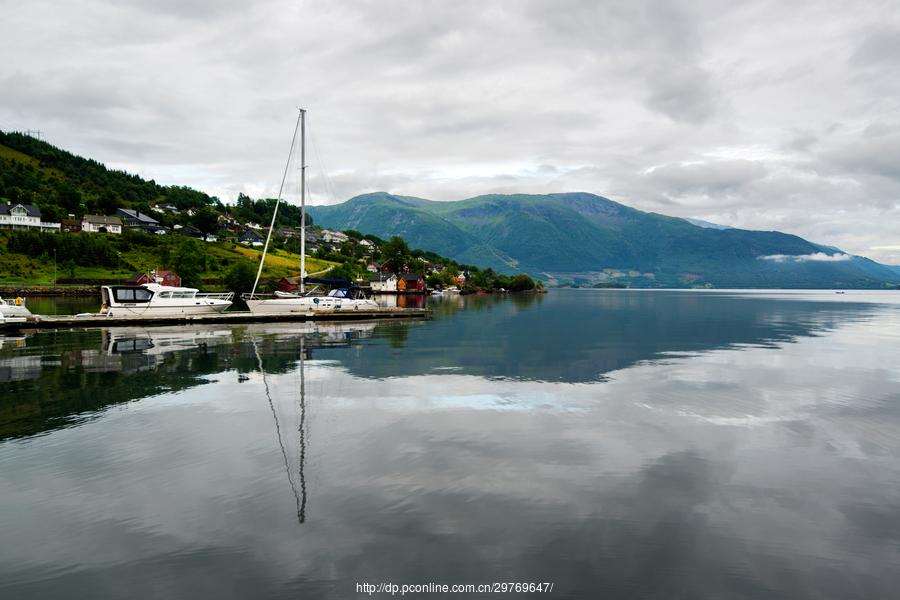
(246, 297, 379, 314)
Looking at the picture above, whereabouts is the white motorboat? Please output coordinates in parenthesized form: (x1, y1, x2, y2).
(99, 282, 233, 317)
(0, 296, 32, 323)
(244, 109, 378, 314)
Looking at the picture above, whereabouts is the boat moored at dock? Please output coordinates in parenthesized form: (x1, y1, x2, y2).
(246, 287, 378, 313)
(0, 296, 32, 323)
(244, 109, 383, 315)
(99, 283, 233, 317)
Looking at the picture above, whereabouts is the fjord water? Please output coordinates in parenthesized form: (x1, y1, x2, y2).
(1, 290, 899, 599)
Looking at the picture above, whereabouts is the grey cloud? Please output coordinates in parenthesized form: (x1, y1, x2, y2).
(784, 129, 819, 152)
(645, 64, 720, 124)
(821, 128, 900, 180)
(646, 160, 769, 194)
(850, 26, 900, 66)
(111, 0, 252, 20)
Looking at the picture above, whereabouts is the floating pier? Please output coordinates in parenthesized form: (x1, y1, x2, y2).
(1, 307, 429, 331)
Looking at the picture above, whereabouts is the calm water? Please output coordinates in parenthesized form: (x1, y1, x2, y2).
(2, 289, 900, 599)
(21, 295, 98, 315)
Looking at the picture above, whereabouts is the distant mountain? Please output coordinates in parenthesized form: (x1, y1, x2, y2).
(308, 192, 900, 289)
(682, 217, 732, 230)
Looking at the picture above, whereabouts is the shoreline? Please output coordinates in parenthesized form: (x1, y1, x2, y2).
(2, 285, 896, 299)
(0, 285, 99, 297)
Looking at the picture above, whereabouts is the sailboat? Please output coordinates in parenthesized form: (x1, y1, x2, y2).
(244, 109, 378, 313)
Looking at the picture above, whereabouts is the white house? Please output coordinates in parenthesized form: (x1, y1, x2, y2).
(0, 203, 60, 232)
(81, 214, 123, 234)
(322, 229, 349, 243)
(369, 273, 398, 292)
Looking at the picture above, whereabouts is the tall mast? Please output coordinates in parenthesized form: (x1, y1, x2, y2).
(249, 110, 302, 298)
(300, 109, 307, 294)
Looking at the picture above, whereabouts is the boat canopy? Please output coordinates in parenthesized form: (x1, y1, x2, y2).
(326, 286, 368, 298)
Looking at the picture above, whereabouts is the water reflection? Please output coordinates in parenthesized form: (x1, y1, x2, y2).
(252, 334, 308, 524)
(1, 290, 900, 599)
(0, 322, 378, 440)
(339, 290, 891, 382)
(1, 291, 897, 440)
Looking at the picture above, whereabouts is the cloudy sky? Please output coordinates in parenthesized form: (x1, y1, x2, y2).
(2, 0, 898, 262)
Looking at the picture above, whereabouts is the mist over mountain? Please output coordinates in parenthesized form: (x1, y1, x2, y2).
(308, 192, 900, 289)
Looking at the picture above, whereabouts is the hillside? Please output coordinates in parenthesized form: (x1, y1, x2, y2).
(308, 192, 900, 289)
(0, 229, 335, 291)
(0, 134, 510, 292)
(0, 131, 220, 223)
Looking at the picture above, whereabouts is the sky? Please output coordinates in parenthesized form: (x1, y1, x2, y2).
(1, 0, 899, 263)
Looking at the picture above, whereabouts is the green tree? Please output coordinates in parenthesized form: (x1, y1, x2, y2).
(328, 261, 364, 283)
(169, 239, 206, 287)
(55, 183, 82, 213)
(508, 274, 536, 292)
(380, 236, 410, 273)
(223, 261, 257, 293)
(191, 206, 220, 235)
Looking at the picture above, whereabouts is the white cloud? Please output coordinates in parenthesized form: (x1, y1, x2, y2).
(759, 253, 852, 263)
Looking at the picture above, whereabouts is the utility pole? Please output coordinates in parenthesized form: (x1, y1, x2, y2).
(54, 248, 57, 286)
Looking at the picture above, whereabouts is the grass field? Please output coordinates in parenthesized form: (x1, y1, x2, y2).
(0, 252, 135, 284)
(0, 237, 337, 288)
(0, 143, 41, 166)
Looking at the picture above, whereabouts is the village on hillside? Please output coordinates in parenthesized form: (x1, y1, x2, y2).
(0, 199, 537, 295)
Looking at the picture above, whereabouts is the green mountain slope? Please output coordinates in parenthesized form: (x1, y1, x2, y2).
(0, 130, 218, 221)
(308, 192, 900, 288)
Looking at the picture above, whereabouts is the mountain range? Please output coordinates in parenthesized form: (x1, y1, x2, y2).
(308, 192, 900, 288)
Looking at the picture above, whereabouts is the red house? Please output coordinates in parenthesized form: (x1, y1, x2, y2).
(397, 273, 426, 293)
(126, 270, 182, 287)
(278, 276, 302, 292)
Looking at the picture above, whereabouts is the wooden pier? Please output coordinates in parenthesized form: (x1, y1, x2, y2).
(1, 307, 429, 331)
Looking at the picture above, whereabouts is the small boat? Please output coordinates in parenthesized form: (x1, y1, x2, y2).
(0, 296, 32, 323)
(244, 109, 378, 314)
(99, 282, 233, 317)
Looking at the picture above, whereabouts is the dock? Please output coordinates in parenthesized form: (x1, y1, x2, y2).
(1, 307, 429, 331)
